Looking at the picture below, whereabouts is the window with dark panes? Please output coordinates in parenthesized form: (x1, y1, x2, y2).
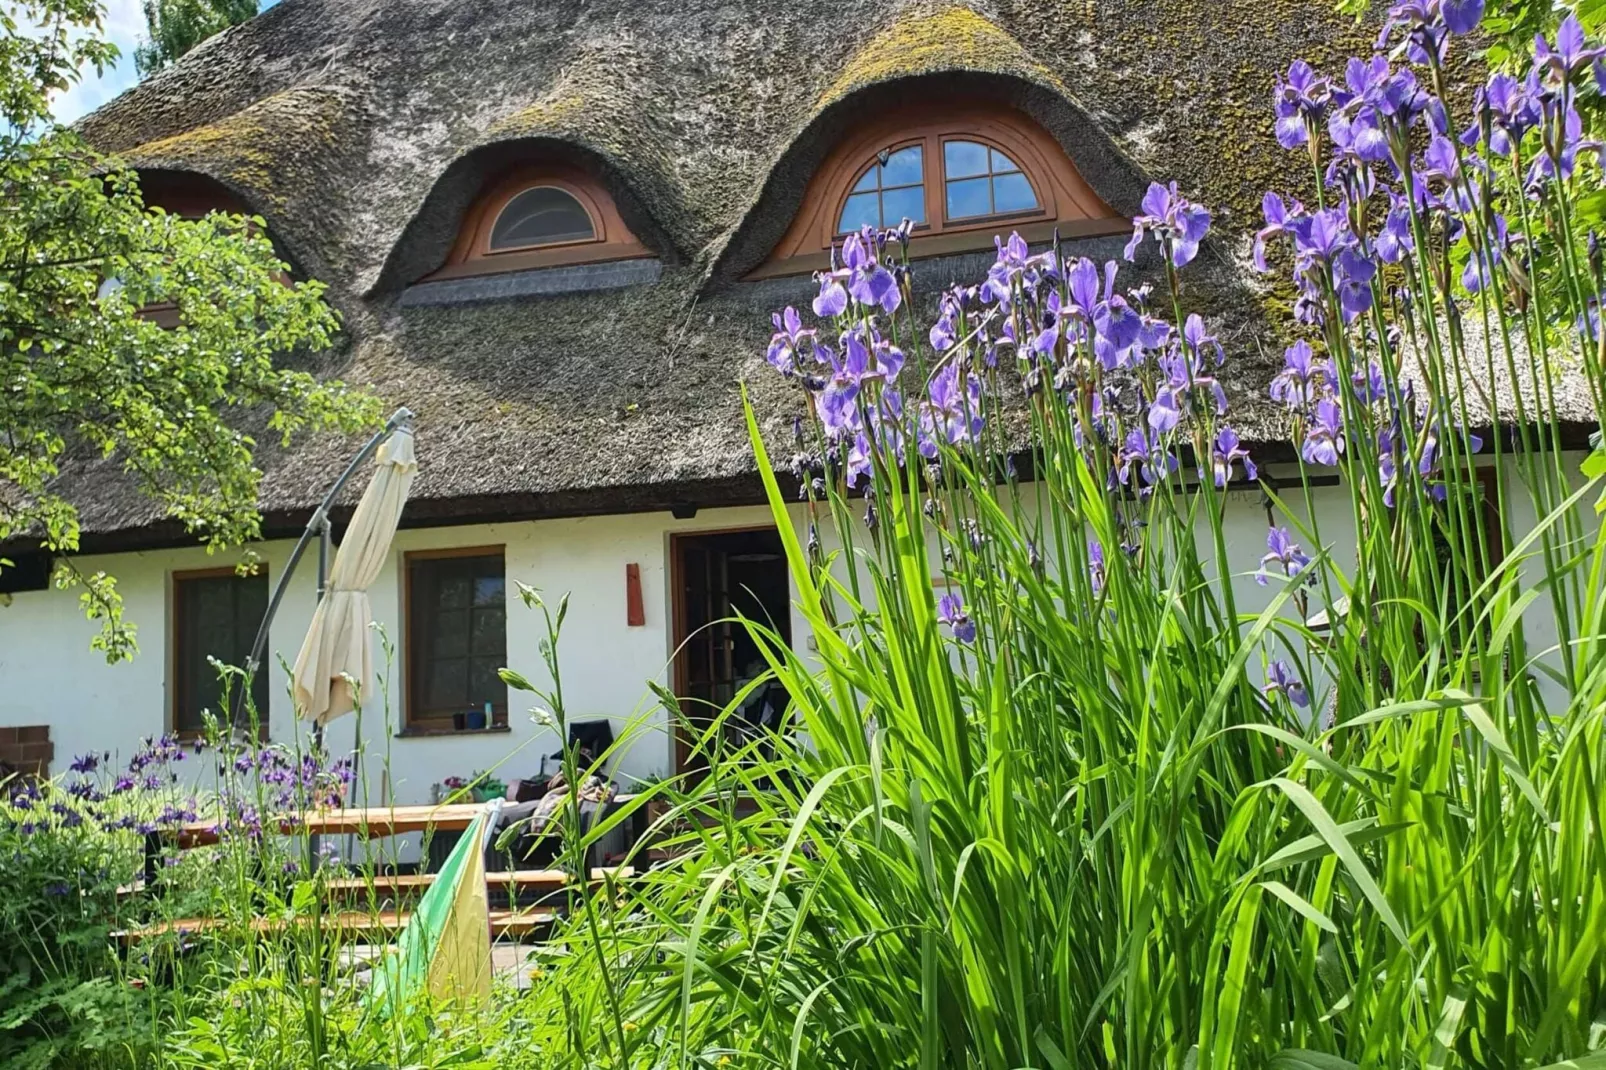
(406, 549, 508, 728)
(172, 569, 269, 735)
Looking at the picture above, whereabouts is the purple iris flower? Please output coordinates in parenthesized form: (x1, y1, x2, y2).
(1150, 326, 1228, 434)
(846, 432, 873, 489)
(1302, 397, 1346, 466)
(68, 753, 100, 775)
(815, 377, 859, 439)
(1536, 15, 1606, 86)
(1334, 248, 1377, 321)
(922, 364, 985, 456)
(1124, 181, 1212, 268)
(767, 306, 816, 376)
(1375, 203, 1415, 264)
(1147, 388, 1182, 435)
(1264, 660, 1310, 708)
(1274, 60, 1334, 149)
(1259, 527, 1313, 586)
(1094, 295, 1142, 370)
(1528, 105, 1599, 190)
(930, 289, 973, 352)
(1352, 362, 1388, 405)
(1462, 214, 1509, 293)
(813, 274, 848, 318)
(1463, 72, 1541, 156)
(1087, 538, 1107, 595)
(1379, 0, 1481, 62)
(1209, 427, 1258, 488)
(1329, 106, 1392, 164)
(1270, 340, 1332, 409)
(1065, 256, 1103, 320)
(1292, 208, 1356, 265)
(1116, 427, 1176, 489)
(936, 592, 977, 644)
(1254, 192, 1308, 273)
(839, 234, 900, 314)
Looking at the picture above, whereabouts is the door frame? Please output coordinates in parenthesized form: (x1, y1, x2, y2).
(667, 524, 786, 776)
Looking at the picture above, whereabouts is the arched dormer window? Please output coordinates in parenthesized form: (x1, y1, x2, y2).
(757, 104, 1129, 277)
(125, 171, 263, 326)
(425, 165, 649, 281)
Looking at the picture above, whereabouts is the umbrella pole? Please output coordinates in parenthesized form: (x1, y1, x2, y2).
(312, 517, 332, 752)
(231, 407, 415, 737)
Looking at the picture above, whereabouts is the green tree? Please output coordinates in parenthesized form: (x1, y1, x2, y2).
(2, 0, 379, 661)
(134, 0, 257, 76)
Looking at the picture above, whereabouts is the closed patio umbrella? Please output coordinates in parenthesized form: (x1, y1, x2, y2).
(291, 427, 418, 724)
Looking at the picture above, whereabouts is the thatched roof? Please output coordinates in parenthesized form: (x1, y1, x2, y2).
(55, 0, 1593, 550)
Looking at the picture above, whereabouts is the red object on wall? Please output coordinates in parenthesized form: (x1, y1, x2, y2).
(626, 563, 645, 626)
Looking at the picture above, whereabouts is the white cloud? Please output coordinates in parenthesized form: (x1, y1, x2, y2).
(49, 0, 146, 124)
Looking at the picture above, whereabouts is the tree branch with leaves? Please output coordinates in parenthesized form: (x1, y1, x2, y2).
(1, 0, 380, 661)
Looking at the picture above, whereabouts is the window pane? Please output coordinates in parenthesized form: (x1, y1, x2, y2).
(431, 610, 469, 658)
(993, 172, 1038, 213)
(881, 185, 926, 226)
(880, 146, 923, 187)
(489, 187, 595, 250)
(469, 605, 505, 655)
(435, 570, 471, 610)
(409, 552, 507, 721)
(175, 572, 268, 732)
(946, 177, 992, 219)
(944, 140, 989, 179)
(839, 191, 880, 232)
(472, 575, 504, 608)
(989, 147, 1023, 174)
(469, 657, 508, 708)
(425, 659, 468, 711)
(851, 166, 879, 193)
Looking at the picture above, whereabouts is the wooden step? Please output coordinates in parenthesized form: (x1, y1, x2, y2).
(113, 907, 558, 946)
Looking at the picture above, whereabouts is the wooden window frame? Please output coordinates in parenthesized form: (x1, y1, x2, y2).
(136, 172, 273, 326)
(424, 165, 651, 282)
(401, 545, 511, 735)
(169, 565, 270, 739)
(753, 103, 1130, 279)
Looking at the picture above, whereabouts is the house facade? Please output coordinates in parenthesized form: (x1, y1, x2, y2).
(0, 0, 1592, 797)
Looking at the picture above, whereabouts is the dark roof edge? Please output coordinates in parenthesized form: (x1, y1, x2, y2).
(9, 421, 1592, 559)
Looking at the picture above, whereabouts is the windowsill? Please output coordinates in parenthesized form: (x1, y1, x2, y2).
(395, 723, 512, 739)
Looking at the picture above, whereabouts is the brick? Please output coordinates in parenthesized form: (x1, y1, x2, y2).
(14, 741, 53, 764)
(16, 725, 48, 743)
(0, 727, 17, 744)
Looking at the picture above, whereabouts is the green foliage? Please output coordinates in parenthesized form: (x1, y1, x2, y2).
(134, 0, 257, 77)
(0, 0, 380, 660)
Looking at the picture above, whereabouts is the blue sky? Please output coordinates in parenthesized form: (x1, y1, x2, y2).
(51, 0, 278, 124)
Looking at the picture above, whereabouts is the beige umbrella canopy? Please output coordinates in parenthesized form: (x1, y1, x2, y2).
(292, 428, 418, 724)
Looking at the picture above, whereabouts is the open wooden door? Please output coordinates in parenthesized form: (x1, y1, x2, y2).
(671, 528, 790, 777)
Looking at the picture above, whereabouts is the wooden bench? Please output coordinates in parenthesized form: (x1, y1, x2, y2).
(113, 907, 558, 946)
(122, 799, 645, 949)
(321, 866, 634, 902)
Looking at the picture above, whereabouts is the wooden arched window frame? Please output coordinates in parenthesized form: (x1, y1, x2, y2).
(754, 104, 1129, 278)
(134, 172, 264, 327)
(425, 165, 650, 281)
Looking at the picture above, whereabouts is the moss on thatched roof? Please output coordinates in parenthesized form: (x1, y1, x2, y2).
(57, 0, 1588, 550)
